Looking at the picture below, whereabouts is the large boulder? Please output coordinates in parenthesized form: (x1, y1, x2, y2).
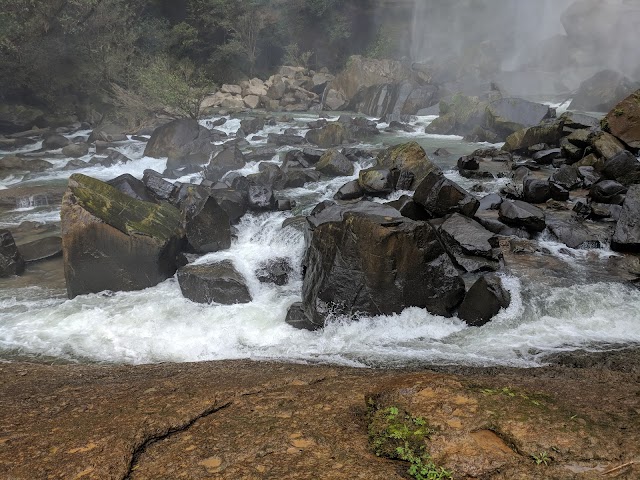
(107, 174, 157, 203)
(42, 134, 70, 151)
(413, 172, 479, 218)
(61, 174, 184, 298)
(358, 168, 395, 196)
(302, 203, 465, 326)
(485, 98, 552, 139)
(498, 200, 546, 232)
(502, 121, 564, 153)
(17, 236, 62, 263)
(569, 70, 638, 113)
(144, 118, 217, 167)
(315, 149, 354, 177)
(603, 89, 640, 150)
(438, 214, 501, 272)
(62, 142, 89, 158)
(0, 103, 45, 134)
(611, 185, 640, 251)
(177, 261, 251, 305)
(375, 141, 441, 189)
(602, 150, 640, 186)
(204, 147, 246, 183)
(425, 94, 489, 138)
(457, 275, 511, 327)
(0, 156, 53, 176)
(306, 123, 349, 148)
(0, 230, 25, 277)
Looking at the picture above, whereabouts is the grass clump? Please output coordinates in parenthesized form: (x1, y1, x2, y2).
(368, 404, 453, 480)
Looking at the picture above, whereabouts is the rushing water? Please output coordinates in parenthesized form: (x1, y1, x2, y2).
(0, 110, 639, 367)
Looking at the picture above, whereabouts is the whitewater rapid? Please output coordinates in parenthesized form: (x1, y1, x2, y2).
(0, 111, 639, 367)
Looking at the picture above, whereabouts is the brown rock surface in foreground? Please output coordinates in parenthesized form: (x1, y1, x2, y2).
(0, 359, 638, 479)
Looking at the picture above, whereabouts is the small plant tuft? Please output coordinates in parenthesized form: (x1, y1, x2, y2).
(532, 451, 551, 466)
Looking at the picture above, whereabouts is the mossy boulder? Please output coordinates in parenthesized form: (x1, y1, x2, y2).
(603, 89, 640, 149)
(425, 94, 489, 137)
(61, 174, 184, 298)
(502, 121, 564, 153)
(375, 141, 441, 189)
(305, 123, 349, 148)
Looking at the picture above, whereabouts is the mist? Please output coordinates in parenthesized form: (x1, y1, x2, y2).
(408, 0, 640, 97)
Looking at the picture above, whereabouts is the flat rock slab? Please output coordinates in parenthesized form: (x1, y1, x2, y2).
(0, 360, 638, 479)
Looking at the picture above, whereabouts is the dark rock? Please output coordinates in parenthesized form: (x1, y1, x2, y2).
(386, 196, 430, 222)
(316, 149, 354, 177)
(457, 275, 511, 327)
(208, 189, 248, 224)
(375, 142, 441, 189)
(267, 133, 305, 146)
(177, 186, 231, 253)
(62, 142, 89, 158)
(144, 119, 217, 168)
(341, 148, 373, 162)
(560, 112, 600, 130)
(302, 203, 465, 326)
(591, 203, 622, 220)
(577, 166, 601, 188)
(602, 150, 640, 186)
(142, 169, 176, 202)
(107, 174, 156, 203)
(590, 180, 627, 205)
(551, 165, 582, 190)
(498, 200, 546, 232)
(592, 132, 626, 162)
(177, 261, 251, 305)
(414, 172, 479, 218)
(0, 156, 52, 175)
(248, 185, 276, 211)
(532, 148, 561, 165)
(503, 121, 564, 153)
(277, 199, 294, 211)
(334, 180, 364, 201)
(485, 97, 552, 139)
(204, 147, 246, 183)
(285, 302, 319, 331)
(438, 214, 501, 272)
(247, 163, 287, 190)
(561, 140, 584, 164)
(61, 174, 183, 298)
(239, 117, 265, 135)
(523, 178, 551, 204)
(457, 156, 479, 171)
(549, 182, 570, 201)
(567, 129, 594, 149)
(305, 123, 348, 148)
(0, 230, 25, 276)
(245, 146, 277, 162)
(433, 148, 451, 156)
(358, 168, 395, 196)
(17, 236, 62, 263)
(284, 169, 321, 189)
(0, 104, 45, 134)
(307, 200, 401, 230)
(547, 218, 603, 249)
(42, 134, 70, 150)
(256, 258, 293, 286)
(612, 185, 640, 251)
(569, 70, 638, 113)
(62, 159, 88, 171)
(478, 193, 503, 211)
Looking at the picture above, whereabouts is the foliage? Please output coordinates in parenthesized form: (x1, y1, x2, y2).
(368, 405, 453, 480)
(532, 451, 551, 466)
(283, 44, 314, 68)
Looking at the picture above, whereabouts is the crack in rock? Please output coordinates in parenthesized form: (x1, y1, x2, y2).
(122, 399, 232, 480)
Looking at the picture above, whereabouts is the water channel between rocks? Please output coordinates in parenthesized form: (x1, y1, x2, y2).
(1, 108, 639, 367)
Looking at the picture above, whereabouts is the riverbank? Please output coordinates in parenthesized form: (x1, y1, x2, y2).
(1, 354, 638, 479)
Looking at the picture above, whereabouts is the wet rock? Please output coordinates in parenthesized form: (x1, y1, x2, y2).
(307, 200, 401, 230)
(0, 104, 45, 134)
(315, 149, 354, 177)
(247, 163, 287, 190)
(17, 236, 62, 263)
(62, 142, 89, 158)
(358, 168, 394, 196)
(503, 121, 564, 153)
(240, 117, 265, 136)
(256, 258, 293, 286)
(438, 214, 501, 272)
(0, 156, 52, 175)
(498, 200, 546, 232)
(457, 275, 511, 327)
(334, 180, 364, 201)
(547, 217, 604, 250)
(569, 70, 638, 113)
(532, 148, 561, 165)
(551, 165, 581, 190)
(267, 133, 305, 146)
(523, 178, 551, 204)
(414, 172, 479, 218)
(0, 230, 25, 277)
(560, 111, 600, 130)
(42, 134, 70, 151)
(478, 193, 503, 211)
(549, 182, 570, 201)
(425, 94, 488, 138)
(245, 146, 277, 163)
(247, 185, 276, 211)
(577, 166, 601, 188)
(177, 261, 251, 305)
(603, 89, 640, 149)
(177, 186, 231, 254)
(62, 159, 88, 171)
(208, 189, 248, 224)
(591, 203, 622, 221)
(375, 141, 441, 189)
(142, 169, 176, 202)
(302, 203, 465, 326)
(61, 174, 183, 298)
(590, 180, 627, 205)
(144, 119, 216, 167)
(602, 150, 640, 186)
(591, 132, 626, 162)
(457, 156, 479, 171)
(285, 302, 319, 331)
(387, 196, 430, 222)
(107, 174, 156, 203)
(204, 147, 246, 183)
(612, 185, 640, 251)
(485, 98, 552, 139)
(283, 169, 321, 189)
(305, 123, 348, 148)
